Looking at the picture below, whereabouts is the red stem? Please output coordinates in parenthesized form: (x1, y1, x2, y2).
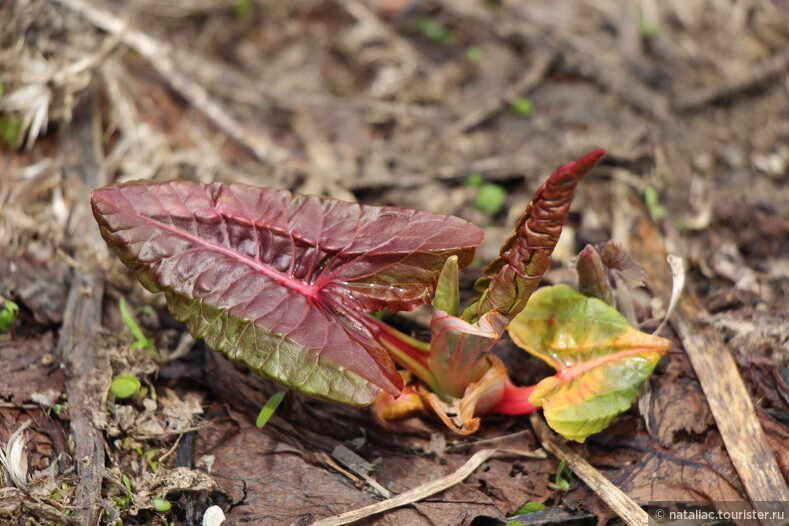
(488, 377, 539, 415)
(377, 326, 430, 369)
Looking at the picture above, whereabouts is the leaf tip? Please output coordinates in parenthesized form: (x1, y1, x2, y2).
(570, 149, 606, 176)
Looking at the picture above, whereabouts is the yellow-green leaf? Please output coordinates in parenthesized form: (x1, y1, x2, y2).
(110, 376, 141, 399)
(507, 285, 671, 442)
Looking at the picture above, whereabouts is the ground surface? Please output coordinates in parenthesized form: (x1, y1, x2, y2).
(1, 1, 788, 525)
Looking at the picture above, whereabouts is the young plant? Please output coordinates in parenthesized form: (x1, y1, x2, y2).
(256, 390, 287, 428)
(119, 297, 159, 360)
(91, 150, 671, 442)
(0, 299, 19, 339)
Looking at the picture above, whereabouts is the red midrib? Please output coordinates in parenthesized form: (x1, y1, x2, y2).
(127, 208, 322, 301)
(555, 346, 660, 381)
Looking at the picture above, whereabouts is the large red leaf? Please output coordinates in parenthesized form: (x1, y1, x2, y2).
(91, 180, 484, 406)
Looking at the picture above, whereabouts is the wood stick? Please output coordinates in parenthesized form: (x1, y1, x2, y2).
(631, 219, 789, 502)
(58, 85, 110, 526)
(530, 415, 648, 526)
(311, 448, 546, 526)
(60, 271, 106, 526)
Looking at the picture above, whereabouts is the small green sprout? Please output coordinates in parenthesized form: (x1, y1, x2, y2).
(144, 451, 159, 472)
(153, 498, 171, 512)
(119, 298, 159, 360)
(417, 16, 453, 44)
(644, 186, 667, 219)
(510, 501, 546, 516)
(466, 46, 485, 62)
(47, 404, 66, 417)
(0, 299, 19, 333)
(256, 390, 287, 428)
(638, 11, 661, 38)
(110, 376, 141, 399)
(0, 115, 23, 150)
(233, 0, 253, 20)
(466, 172, 485, 188)
(506, 522, 525, 526)
(475, 183, 507, 216)
(510, 96, 534, 117)
(133, 445, 160, 472)
(48, 392, 69, 416)
(551, 458, 572, 492)
(113, 475, 133, 509)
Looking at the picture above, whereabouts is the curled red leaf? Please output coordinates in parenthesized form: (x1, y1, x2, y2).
(463, 149, 606, 323)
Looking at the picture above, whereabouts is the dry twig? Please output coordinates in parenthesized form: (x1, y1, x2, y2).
(631, 219, 789, 503)
(311, 448, 546, 526)
(530, 415, 648, 526)
(58, 87, 110, 526)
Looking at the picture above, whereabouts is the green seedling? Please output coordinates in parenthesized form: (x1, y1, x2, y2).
(134, 446, 160, 472)
(417, 16, 453, 44)
(119, 298, 159, 360)
(256, 390, 287, 428)
(467, 46, 485, 62)
(101, 507, 123, 526)
(510, 96, 534, 117)
(46, 392, 69, 417)
(113, 475, 133, 509)
(550, 459, 572, 492)
(46, 403, 67, 417)
(510, 501, 546, 516)
(110, 376, 141, 399)
(153, 498, 171, 512)
(0, 299, 19, 337)
(0, 115, 23, 150)
(233, 0, 253, 20)
(466, 172, 485, 188)
(639, 11, 661, 38)
(50, 482, 69, 502)
(475, 183, 507, 216)
(644, 186, 667, 219)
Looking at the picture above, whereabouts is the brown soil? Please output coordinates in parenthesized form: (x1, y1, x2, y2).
(1, 1, 788, 525)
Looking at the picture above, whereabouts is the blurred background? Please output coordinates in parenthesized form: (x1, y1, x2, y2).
(1, 0, 788, 525)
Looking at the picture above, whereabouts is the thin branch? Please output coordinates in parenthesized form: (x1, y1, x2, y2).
(311, 448, 545, 526)
(530, 414, 648, 526)
(631, 219, 789, 503)
(58, 85, 109, 526)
